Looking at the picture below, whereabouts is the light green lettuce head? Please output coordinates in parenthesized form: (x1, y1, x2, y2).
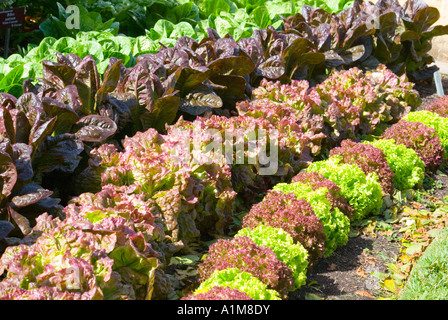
(273, 182, 350, 256)
(364, 139, 425, 191)
(236, 225, 309, 290)
(194, 268, 281, 300)
(305, 156, 384, 222)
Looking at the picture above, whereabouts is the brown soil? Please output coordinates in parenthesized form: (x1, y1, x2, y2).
(288, 233, 401, 300)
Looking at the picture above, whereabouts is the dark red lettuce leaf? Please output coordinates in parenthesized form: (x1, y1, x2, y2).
(0, 149, 17, 203)
(73, 115, 117, 143)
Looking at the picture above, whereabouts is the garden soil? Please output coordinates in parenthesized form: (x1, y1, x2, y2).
(288, 75, 448, 300)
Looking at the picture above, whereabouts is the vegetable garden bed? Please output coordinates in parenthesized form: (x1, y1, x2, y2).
(1, 0, 448, 301)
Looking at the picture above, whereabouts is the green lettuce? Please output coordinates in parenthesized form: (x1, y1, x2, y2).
(305, 156, 384, 222)
(236, 225, 309, 289)
(194, 268, 281, 300)
(272, 182, 350, 256)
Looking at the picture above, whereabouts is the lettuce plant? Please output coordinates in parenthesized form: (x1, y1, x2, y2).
(197, 236, 295, 296)
(167, 114, 312, 206)
(364, 139, 425, 191)
(0, 92, 90, 238)
(39, 3, 120, 39)
(305, 156, 384, 221)
(182, 286, 253, 300)
(75, 128, 236, 246)
(0, 65, 24, 98)
(0, 189, 167, 300)
(236, 225, 308, 290)
(403, 111, 448, 157)
(241, 79, 327, 156)
(240, 25, 326, 86)
(247, 65, 419, 151)
(272, 182, 350, 257)
(424, 96, 448, 118)
(382, 120, 445, 171)
(291, 171, 354, 219)
(193, 268, 281, 300)
(241, 190, 326, 265)
(393, 1, 448, 81)
(330, 139, 395, 195)
(283, 4, 377, 79)
(314, 65, 420, 147)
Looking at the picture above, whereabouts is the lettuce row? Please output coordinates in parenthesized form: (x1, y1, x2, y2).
(190, 125, 437, 300)
(248, 65, 420, 150)
(182, 96, 448, 302)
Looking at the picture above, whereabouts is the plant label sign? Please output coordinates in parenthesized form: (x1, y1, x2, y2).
(0, 7, 25, 29)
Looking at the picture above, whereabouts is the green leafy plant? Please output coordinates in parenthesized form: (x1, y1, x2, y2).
(193, 268, 281, 300)
(305, 155, 384, 222)
(39, 3, 119, 39)
(403, 111, 448, 157)
(241, 190, 326, 265)
(364, 138, 425, 192)
(272, 182, 350, 256)
(0, 65, 24, 97)
(236, 225, 309, 290)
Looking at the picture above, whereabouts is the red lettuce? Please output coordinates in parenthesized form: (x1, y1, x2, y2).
(314, 65, 420, 147)
(181, 286, 253, 300)
(197, 236, 295, 297)
(0, 189, 167, 300)
(243, 65, 419, 151)
(74, 127, 236, 246)
(329, 139, 395, 195)
(167, 114, 313, 208)
(241, 190, 326, 265)
(382, 119, 445, 172)
(424, 96, 448, 118)
(291, 171, 354, 219)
